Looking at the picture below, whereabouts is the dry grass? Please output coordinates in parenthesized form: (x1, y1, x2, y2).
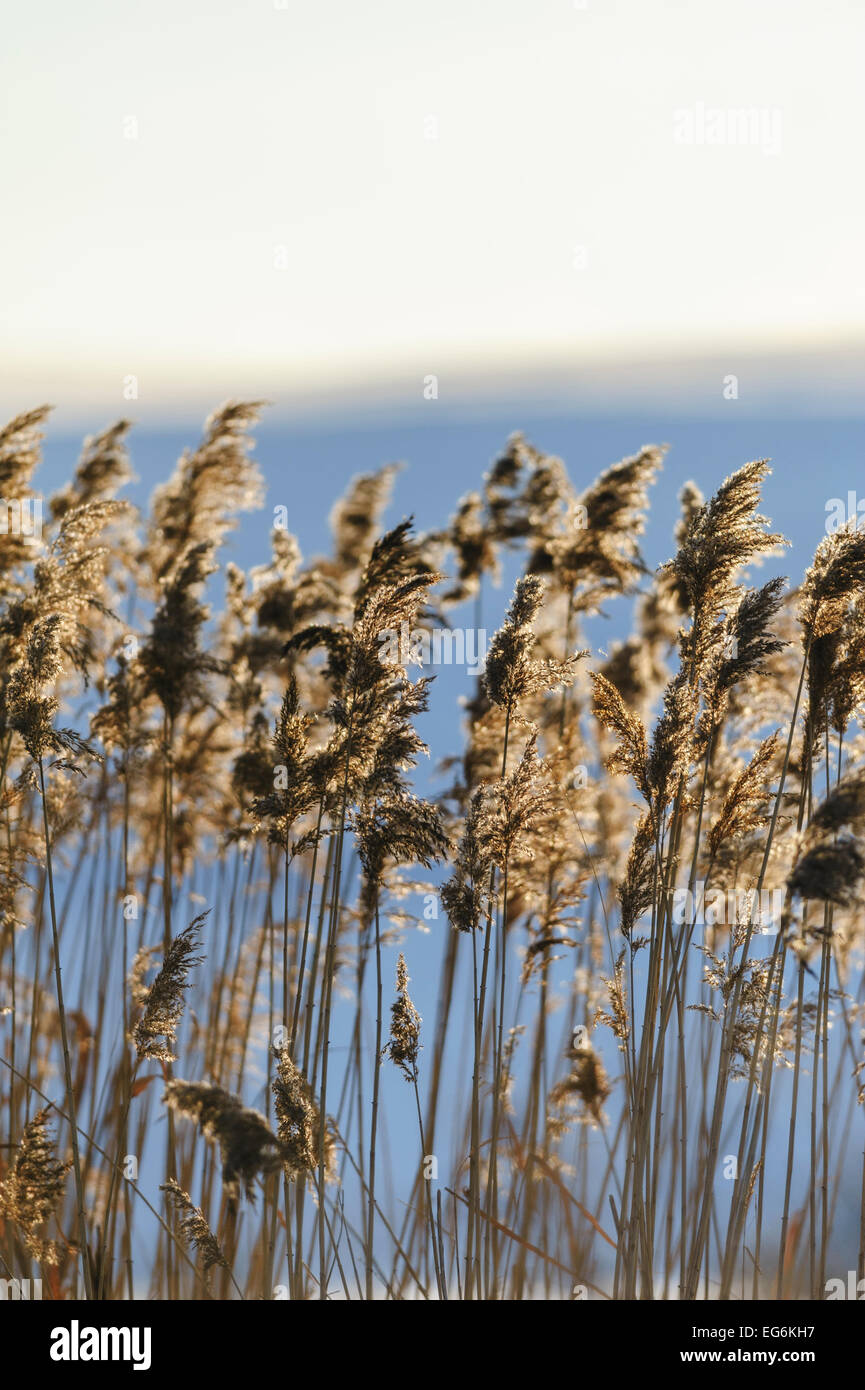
(1, 403, 864, 1300)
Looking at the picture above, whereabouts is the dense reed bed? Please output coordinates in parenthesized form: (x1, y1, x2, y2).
(2, 403, 864, 1300)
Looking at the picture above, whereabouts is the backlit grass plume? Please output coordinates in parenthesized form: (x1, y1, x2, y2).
(662, 458, 787, 679)
(146, 400, 265, 582)
(50, 420, 133, 521)
(162, 1080, 284, 1204)
(272, 1049, 332, 1181)
(132, 915, 206, 1063)
(383, 954, 421, 1083)
(0, 406, 51, 588)
(548, 445, 664, 613)
(160, 1179, 229, 1283)
(0, 1107, 71, 1264)
(484, 574, 584, 720)
(138, 542, 220, 722)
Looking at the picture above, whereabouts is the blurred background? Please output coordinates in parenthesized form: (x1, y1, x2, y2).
(2, 0, 863, 417)
(3, 0, 864, 578)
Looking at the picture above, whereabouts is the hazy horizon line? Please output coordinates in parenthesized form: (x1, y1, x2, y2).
(3, 336, 864, 432)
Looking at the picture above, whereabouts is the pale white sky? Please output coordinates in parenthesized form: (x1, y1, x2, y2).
(2, 0, 863, 420)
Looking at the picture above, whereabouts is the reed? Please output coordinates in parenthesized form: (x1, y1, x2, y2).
(1, 407, 863, 1300)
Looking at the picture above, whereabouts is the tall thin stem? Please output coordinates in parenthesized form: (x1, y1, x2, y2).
(38, 755, 93, 1300)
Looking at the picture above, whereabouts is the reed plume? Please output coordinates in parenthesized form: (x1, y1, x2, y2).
(0, 1107, 71, 1263)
